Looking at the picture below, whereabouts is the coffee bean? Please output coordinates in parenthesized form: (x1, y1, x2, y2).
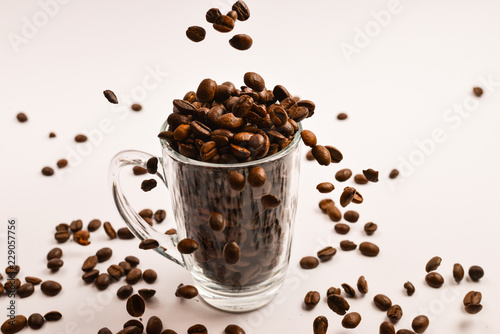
(74, 230, 91, 246)
(5, 265, 20, 277)
(96, 247, 113, 262)
(298, 130, 316, 148)
(123, 320, 143, 331)
(319, 199, 334, 212)
(327, 293, 350, 315)
(261, 194, 281, 209)
(146, 157, 158, 174)
(342, 312, 361, 329)
(305, 149, 315, 161)
(248, 133, 264, 150)
(340, 240, 357, 251)
(327, 287, 341, 298)
(75, 134, 88, 143)
(98, 328, 112, 334)
(317, 246, 336, 262)
(4, 279, 20, 293)
(304, 291, 320, 309)
(214, 15, 235, 32)
(69, 219, 82, 232)
(387, 304, 403, 322)
(177, 238, 199, 254)
(95, 273, 111, 290)
(154, 210, 166, 223)
(103, 222, 117, 239)
(120, 261, 132, 274)
(364, 222, 377, 235)
(337, 112, 348, 120)
(223, 241, 241, 265)
(363, 168, 379, 182)
(273, 85, 291, 102)
(317, 182, 334, 193)
(143, 269, 157, 284)
(335, 169, 352, 182)
(323, 145, 343, 163)
(327, 205, 342, 222)
(411, 315, 429, 333)
(389, 169, 399, 179)
(47, 258, 64, 271)
(117, 285, 134, 299)
(44, 311, 62, 321)
(232, 0, 250, 21)
(187, 324, 208, 334)
(161, 330, 177, 334)
(228, 171, 246, 191)
(40, 280, 62, 296)
(131, 103, 142, 111)
(125, 256, 140, 267)
(354, 174, 368, 184)
(126, 268, 142, 285)
(118, 227, 135, 240)
(425, 272, 444, 288)
(28, 313, 44, 330)
(55, 223, 69, 232)
(300, 256, 319, 269)
(465, 304, 483, 314)
(473, 87, 484, 97)
(49, 132, 56, 138)
(139, 239, 159, 250)
(313, 316, 328, 334)
(352, 189, 364, 204)
(25, 276, 42, 285)
(311, 145, 331, 166)
(175, 284, 198, 299)
(108, 264, 125, 280)
(396, 330, 415, 334)
(344, 210, 359, 223)
(127, 294, 146, 317)
(243, 72, 265, 92)
(57, 159, 68, 168)
(119, 326, 142, 334)
(335, 223, 350, 235)
(141, 179, 157, 192)
(224, 324, 246, 334)
(138, 289, 156, 300)
(248, 167, 266, 187)
(341, 283, 356, 297)
(186, 26, 206, 42)
(380, 321, 396, 334)
(42, 167, 54, 176)
(133, 166, 147, 175)
(88, 219, 102, 232)
(16, 112, 28, 123)
(340, 187, 356, 207)
(359, 242, 379, 257)
(47, 247, 63, 260)
(357, 276, 368, 294)
(82, 255, 98, 272)
(463, 291, 482, 306)
(425, 256, 442, 272)
(104, 90, 118, 104)
(206, 8, 221, 23)
(468, 265, 484, 281)
(453, 263, 464, 283)
(146, 316, 163, 334)
(209, 212, 226, 232)
(374, 294, 392, 311)
(82, 270, 99, 284)
(1, 315, 27, 334)
(139, 209, 153, 218)
(17, 283, 34, 298)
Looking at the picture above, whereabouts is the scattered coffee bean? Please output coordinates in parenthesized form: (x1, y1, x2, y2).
(337, 112, 348, 120)
(141, 179, 157, 192)
(40, 280, 62, 296)
(154, 210, 166, 223)
(25, 276, 42, 285)
(28, 313, 44, 330)
(161, 330, 177, 334)
(300, 256, 319, 269)
(147, 157, 158, 174)
(74, 134, 88, 143)
(359, 241, 379, 257)
(229, 34, 253, 50)
(82, 270, 99, 284)
(468, 265, 484, 281)
(312, 145, 331, 166)
(118, 227, 135, 240)
(95, 273, 111, 290)
(125, 256, 140, 267)
(143, 269, 157, 284)
(55, 223, 69, 232)
(126, 268, 142, 285)
(127, 294, 146, 317)
(232, 0, 250, 21)
(139, 239, 159, 250)
(380, 321, 396, 334)
(146, 316, 163, 334)
(357, 276, 368, 294)
(88, 219, 102, 232)
(340, 240, 357, 251)
(453, 263, 465, 283)
(206, 8, 221, 23)
(74, 230, 91, 245)
(1, 315, 27, 334)
(404, 281, 415, 296)
(340, 187, 356, 207)
(374, 294, 392, 311)
(223, 241, 241, 264)
(139, 209, 153, 219)
(41, 167, 54, 176)
(319, 199, 334, 212)
(342, 312, 361, 329)
(209, 212, 226, 232)
(344, 210, 359, 223)
(352, 189, 364, 204)
(56, 159, 68, 168)
(463, 291, 483, 314)
(327, 287, 341, 297)
(69, 219, 83, 232)
(248, 167, 266, 187)
(82, 255, 98, 272)
(16, 112, 28, 123)
(387, 304, 403, 322)
(261, 195, 281, 209)
(133, 166, 148, 175)
(119, 326, 142, 334)
(224, 324, 246, 334)
(96, 247, 113, 262)
(244, 72, 265, 92)
(131, 103, 142, 111)
(103, 90, 118, 104)
(364, 222, 377, 235)
(187, 324, 208, 334)
(301, 130, 317, 147)
(425, 272, 444, 288)
(123, 320, 143, 331)
(411, 315, 429, 333)
(342, 283, 356, 297)
(313, 316, 328, 334)
(473, 87, 484, 97)
(335, 223, 350, 235)
(175, 284, 199, 299)
(4, 279, 20, 293)
(44, 311, 62, 321)
(324, 145, 343, 163)
(465, 303, 483, 314)
(363, 168, 379, 182)
(6, 266, 20, 277)
(108, 264, 125, 280)
(326, 205, 342, 222)
(317, 246, 337, 262)
(139, 288, 156, 300)
(47, 247, 63, 260)
(335, 169, 352, 182)
(49, 132, 56, 138)
(98, 328, 112, 334)
(177, 238, 199, 254)
(317, 182, 334, 193)
(354, 174, 368, 184)
(47, 258, 64, 271)
(304, 291, 320, 309)
(117, 285, 134, 299)
(228, 171, 246, 191)
(425, 256, 442, 272)
(306, 149, 315, 161)
(103, 222, 117, 239)
(17, 283, 34, 298)
(119, 261, 132, 274)
(214, 15, 234, 33)
(327, 293, 350, 315)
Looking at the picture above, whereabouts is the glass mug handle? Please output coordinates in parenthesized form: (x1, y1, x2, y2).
(109, 149, 186, 268)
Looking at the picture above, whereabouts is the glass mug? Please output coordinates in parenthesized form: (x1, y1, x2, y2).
(109, 120, 301, 312)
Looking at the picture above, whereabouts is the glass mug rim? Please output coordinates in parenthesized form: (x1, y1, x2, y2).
(159, 118, 303, 167)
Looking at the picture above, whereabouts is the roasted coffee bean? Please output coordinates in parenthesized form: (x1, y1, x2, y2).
(304, 291, 320, 309)
(56, 159, 68, 168)
(47, 258, 64, 271)
(42, 166, 54, 176)
(55, 223, 69, 232)
(453, 263, 465, 282)
(119, 326, 142, 334)
(95, 274, 111, 290)
(269, 106, 288, 127)
(473, 87, 484, 97)
(261, 195, 281, 209)
(465, 304, 483, 314)
(1, 315, 27, 334)
(363, 168, 379, 182)
(139, 289, 156, 300)
(340, 240, 357, 251)
(146, 157, 158, 174)
(208, 212, 226, 232)
(187, 324, 208, 334)
(54, 231, 69, 242)
(374, 294, 392, 311)
(146, 316, 163, 334)
(125, 256, 140, 267)
(232, 0, 250, 21)
(340, 187, 356, 207)
(327, 287, 341, 298)
(243, 72, 265, 92)
(126, 268, 142, 285)
(154, 210, 166, 223)
(387, 304, 403, 322)
(74, 230, 91, 245)
(123, 320, 143, 331)
(248, 133, 264, 151)
(47, 247, 63, 260)
(357, 276, 368, 294)
(25, 276, 42, 285)
(223, 241, 241, 264)
(325, 145, 343, 163)
(317, 246, 337, 262)
(272, 85, 291, 101)
(173, 124, 192, 141)
(340, 284, 355, 298)
(186, 26, 206, 42)
(313, 316, 328, 334)
(396, 330, 415, 334)
(224, 324, 246, 334)
(82, 270, 99, 284)
(69, 219, 83, 232)
(75, 134, 88, 143)
(335, 223, 350, 235)
(344, 210, 359, 223)
(16, 112, 28, 123)
(108, 264, 125, 280)
(133, 166, 148, 175)
(17, 283, 34, 298)
(177, 238, 199, 254)
(82, 255, 98, 272)
(337, 112, 348, 120)
(359, 242, 379, 257)
(364, 222, 378, 235)
(469, 265, 484, 281)
(143, 269, 157, 284)
(161, 330, 177, 334)
(389, 169, 399, 179)
(335, 169, 352, 182)
(88, 219, 102, 232)
(228, 171, 246, 191)
(380, 321, 396, 334)
(119, 261, 132, 274)
(139, 209, 153, 219)
(214, 15, 234, 33)
(127, 294, 146, 317)
(98, 328, 112, 334)
(28, 313, 44, 330)
(175, 284, 198, 299)
(354, 174, 368, 184)
(197, 78, 217, 103)
(248, 167, 266, 187)
(319, 198, 334, 212)
(300, 256, 319, 269)
(327, 205, 342, 222)
(311, 145, 331, 166)
(118, 227, 135, 240)
(317, 182, 334, 193)
(229, 143, 251, 159)
(131, 103, 142, 111)
(96, 247, 113, 262)
(44, 311, 62, 321)
(463, 291, 482, 307)
(103, 222, 117, 239)
(425, 256, 442, 272)
(4, 279, 20, 293)
(342, 312, 361, 329)
(103, 90, 118, 104)
(411, 315, 429, 333)
(327, 293, 350, 315)
(352, 189, 364, 204)
(206, 8, 221, 23)
(139, 239, 159, 250)
(404, 281, 415, 296)
(425, 272, 444, 288)
(40, 280, 61, 296)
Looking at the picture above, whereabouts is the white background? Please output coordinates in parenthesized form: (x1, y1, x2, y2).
(1, 0, 500, 333)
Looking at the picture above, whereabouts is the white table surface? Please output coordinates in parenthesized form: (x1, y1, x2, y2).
(1, 0, 499, 333)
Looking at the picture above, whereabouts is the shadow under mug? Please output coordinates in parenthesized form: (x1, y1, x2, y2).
(109, 120, 302, 312)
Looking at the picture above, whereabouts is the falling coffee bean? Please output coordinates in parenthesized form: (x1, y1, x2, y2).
(319, 199, 334, 212)
(359, 241, 379, 257)
(335, 169, 352, 182)
(313, 316, 328, 334)
(16, 112, 28, 123)
(387, 304, 403, 322)
(261, 195, 281, 209)
(103, 222, 117, 239)
(300, 256, 319, 269)
(311, 145, 331, 166)
(340, 240, 357, 251)
(342, 283, 356, 297)
(463, 291, 482, 314)
(126, 268, 142, 285)
(374, 294, 392, 311)
(327, 287, 341, 297)
(146, 157, 158, 174)
(177, 238, 199, 254)
(327, 205, 342, 222)
(123, 320, 143, 331)
(95, 274, 111, 290)
(47, 247, 63, 260)
(40, 280, 62, 296)
(425, 272, 444, 288)
(118, 227, 135, 240)
(354, 174, 368, 184)
(327, 294, 350, 315)
(213, 15, 235, 33)
(126, 294, 146, 317)
(206, 8, 221, 23)
(175, 284, 199, 299)
(232, 0, 250, 21)
(42, 167, 54, 176)
(306, 149, 315, 161)
(404, 281, 415, 296)
(244, 72, 265, 92)
(139, 239, 159, 250)
(143, 269, 157, 284)
(103, 90, 118, 104)
(362, 168, 379, 182)
(364, 222, 377, 235)
(223, 241, 241, 265)
(224, 324, 246, 334)
(133, 166, 147, 175)
(453, 263, 465, 283)
(138, 288, 156, 300)
(342, 312, 361, 329)
(88, 219, 102, 232)
(44, 311, 62, 321)
(228, 171, 246, 191)
(411, 315, 429, 333)
(141, 179, 157, 192)
(154, 210, 166, 223)
(304, 291, 320, 309)
(473, 87, 484, 97)
(468, 265, 484, 281)
(389, 169, 399, 179)
(325, 145, 343, 163)
(186, 26, 206, 42)
(340, 187, 356, 207)
(74, 134, 88, 143)
(316, 182, 334, 193)
(96, 247, 113, 262)
(248, 167, 266, 187)
(357, 276, 368, 294)
(301, 130, 317, 147)
(425, 256, 442, 272)
(56, 159, 68, 168)
(337, 112, 348, 120)
(131, 103, 142, 111)
(28, 313, 44, 330)
(317, 246, 337, 262)
(335, 223, 350, 235)
(117, 285, 134, 300)
(70, 219, 83, 232)
(344, 210, 359, 223)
